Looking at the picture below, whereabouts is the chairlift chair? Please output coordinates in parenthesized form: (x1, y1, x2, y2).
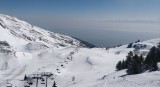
(41, 82, 45, 84)
(50, 77, 54, 80)
(41, 78, 45, 84)
(28, 82, 33, 85)
(50, 75, 54, 80)
(24, 86, 30, 87)
(31, 76, 36, 79)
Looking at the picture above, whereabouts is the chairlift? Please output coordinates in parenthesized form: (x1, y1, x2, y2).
(41, 78, 45, 84)
(28, 82, 33, 85)
(50, 77, 54, 80)
(41, 82, 45, 84)
(24, 86, 30, 87)
(41, 78, 45, 81)
(31, 76, 36, 79)
(50, 73, 53, 76)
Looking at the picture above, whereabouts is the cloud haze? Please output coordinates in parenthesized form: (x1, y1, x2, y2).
(0, 0, 160, 47)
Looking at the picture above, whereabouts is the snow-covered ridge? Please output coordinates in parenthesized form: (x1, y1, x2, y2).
(0, 14, 93, 52)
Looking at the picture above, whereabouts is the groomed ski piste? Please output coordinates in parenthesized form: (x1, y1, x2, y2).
(0, 14, 160, 87)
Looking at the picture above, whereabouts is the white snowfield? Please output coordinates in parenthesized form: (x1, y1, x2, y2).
(0, 14, 159, 87)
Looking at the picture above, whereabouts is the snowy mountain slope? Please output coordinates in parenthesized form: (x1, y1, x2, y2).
(0, 14, 160, 87)
(0, 14, 94, 52)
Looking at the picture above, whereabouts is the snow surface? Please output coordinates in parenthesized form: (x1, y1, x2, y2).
(0, 14, 160, 87)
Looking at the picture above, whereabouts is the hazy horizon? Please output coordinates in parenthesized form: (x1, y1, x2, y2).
(0, 0, 160, 47)
(44, 27, 160, 47)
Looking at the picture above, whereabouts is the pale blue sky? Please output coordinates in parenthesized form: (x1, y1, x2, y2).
(0, 0, 160, 47)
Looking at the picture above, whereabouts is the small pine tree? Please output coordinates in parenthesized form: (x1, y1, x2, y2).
(158, 42, 160, 48)
(135, 40, 140, 43)
(122, 60, 126, 69)
(24, 75, 27, 80)
(127, 43, 133, 48)
(150, 61, 158, 71)
(116, 61, 122, 71)
(126, 54, 144, 75)
(138, 55, 145, 73)
(126, 51, 133, 68)
(157, 47, 160, 62)
(127, 54, 138, 75)
(144, 46, 158, 71)
(139, 55, 144, 64)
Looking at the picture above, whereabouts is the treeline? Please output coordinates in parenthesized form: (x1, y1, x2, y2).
(116, 45, 160, 75)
